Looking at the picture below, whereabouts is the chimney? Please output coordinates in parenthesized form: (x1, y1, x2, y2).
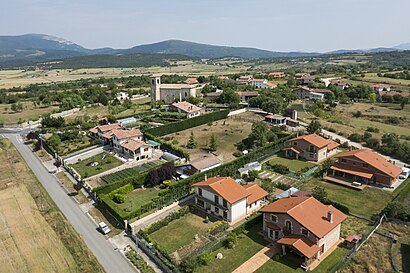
(292, 110, 298, 120)
(327, 211, 333, 223)
(204, 174, 207, 181)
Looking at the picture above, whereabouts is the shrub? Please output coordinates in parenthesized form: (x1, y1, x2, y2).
(225, 234, 238, 249)
(340, 141, 349, 148)
(112, 193, 125, 204)
(366, 126, 380, 133)
(348, 133, 363, 142)
(271, 164, 289, 174)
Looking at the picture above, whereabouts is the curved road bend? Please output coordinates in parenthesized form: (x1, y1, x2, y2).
(6, 133, 137, 273)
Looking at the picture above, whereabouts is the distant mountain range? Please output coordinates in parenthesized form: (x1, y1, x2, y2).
(0, 33, 409, 65)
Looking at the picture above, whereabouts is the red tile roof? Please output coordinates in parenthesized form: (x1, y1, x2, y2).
(112, 128, 143, 140)
(193, 177, 250, 204)
(290, 134, 339, 150)
(243, 183, 269, 204)
(260, 196, 347, 238)
(335, 149, 402, 178)
(184, 78, 199, 85)
(121, 140, 150, 151)
(92, 123, 122, 133)
(277, 236, 320, 258)
(190, 155, 222, 171)
(330, 163, 374, 179)
(171, 101, 202, 113)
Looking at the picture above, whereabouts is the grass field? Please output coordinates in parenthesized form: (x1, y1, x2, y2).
(163, 112, 263, 162)
(149, 212, 216, 254)
(118, 187, 167, 211)
(200, 223, 268, 273)
(0, 102, 59, 124)
(70, 152, 123, 178)
(0, 138, 103, 273)
(55, 172, 89, 204)
(301, 178, 393, 218)
(266, 155, 314, 172)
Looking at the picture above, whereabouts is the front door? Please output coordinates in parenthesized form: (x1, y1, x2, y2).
(274, 231, 280, 240)
(223, 210, 228, 219)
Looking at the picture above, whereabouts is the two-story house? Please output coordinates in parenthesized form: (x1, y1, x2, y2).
(192, 177, 268, 223)
(328, 149, 402, 187)
(251, 79, 277, 89)
(284, 134, 339, 162)
(120, 140, 153, 160)
(260, 196, 347, 268)
(90, 123, 123, 143)
(237, 91, 259, 104)
(111, 128, 144, 150)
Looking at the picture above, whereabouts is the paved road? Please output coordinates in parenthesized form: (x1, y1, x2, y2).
(5, 133, 137, 273)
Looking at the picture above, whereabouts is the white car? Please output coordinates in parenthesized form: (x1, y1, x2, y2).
(399, 167, 410, 180)
(98, 222, 111, 235)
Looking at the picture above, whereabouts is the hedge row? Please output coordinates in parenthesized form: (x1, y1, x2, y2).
(145, 109, 230, 137)
(97, 134, 294, 223)
(107, 183, 134, 199)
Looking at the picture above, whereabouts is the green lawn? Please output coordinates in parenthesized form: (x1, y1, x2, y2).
(118, 187, 166, 211)
(149, 212, 216, 254)
(70, 153, 123, 178)
(0, 102, 59, 124)
(255, 247, 348, 273)
(267, 155, 314, 172)
(301, 178, 393, 218)
(199, 223, 268, 273)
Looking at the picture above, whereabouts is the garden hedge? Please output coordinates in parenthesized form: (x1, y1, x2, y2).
(145, 109, 230, 137)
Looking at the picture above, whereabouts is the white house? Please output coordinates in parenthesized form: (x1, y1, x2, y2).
(111, 128, 144, 150)
(251, 79, 277, 89)
(121, 140, 153, 160)
(372, 84, 391, 92)
(168, 101, 202, 118)
(116, 91, 129, 101)
(192, 177, 268, 223)
(238, 162, 262, 176)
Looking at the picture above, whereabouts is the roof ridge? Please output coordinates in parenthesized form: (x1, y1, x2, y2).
(287, 196, 313, 213)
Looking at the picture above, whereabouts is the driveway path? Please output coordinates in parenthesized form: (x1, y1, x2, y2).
(5, 133, 137, 273)
(232, 244, 278, 273)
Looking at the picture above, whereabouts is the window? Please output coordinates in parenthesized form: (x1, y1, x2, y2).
(301, 228, 309, 236)
(223, 199, 227, 208)
(197, 199, 204, 208)
(214, 195, 219, 204)
(353, 162, 356, 166)
(198, 188, 202, 196)
(144, 147, 149, 152)
(293, 142, 298, 146)
(271, 215, 278, 222)
(310, 153, 314, 158)
(363, 163, 368, 168)
(341, 158, 347, 163)
(215, 207, 219, 214)
(269, 229, 274, 238)
(285, 220, 292, 231)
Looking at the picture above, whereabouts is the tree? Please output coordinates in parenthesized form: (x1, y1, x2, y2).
(307, 120, 321, 134)
(11, 102, 23, 112)
(186, 96, 201, 105)
(217, 88, 240, 106)
(318, 158, 334, 178)
(187, 131, 197, 149)
(74, 182, 83, 192)
(401, 97, 408, 110)
(312, 186, 328, 203)
(209, 134, 217, 151)
(368, 93, 377, 103)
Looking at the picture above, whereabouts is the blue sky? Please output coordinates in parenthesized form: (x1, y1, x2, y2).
(1, 0, 409, 52)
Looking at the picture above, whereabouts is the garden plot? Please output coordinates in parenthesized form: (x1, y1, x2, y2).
(101, 160, 164, 184)
(70, 152, 123, 178)
(258, 170, 298, 186)
(162, 112, 263, 162)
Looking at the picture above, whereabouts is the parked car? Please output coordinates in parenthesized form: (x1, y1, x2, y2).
(399, 167, 410, 180)
(98, 222, 111, 234)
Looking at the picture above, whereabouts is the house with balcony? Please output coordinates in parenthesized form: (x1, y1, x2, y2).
(111, 128, 144, 150)
(284, 134, 339, 162)
(260, 196, 347, 269)
(192, 177, 268, 223)
(328, 149, 402, 187)
(121, 140, 153, 160)
(89, 123, 123, 143)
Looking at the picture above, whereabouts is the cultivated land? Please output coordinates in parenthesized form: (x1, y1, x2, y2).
(70, 152, 123, 178)
(0, 101, 59, 124)
(118, 187, 167, 211)
(163, 112, 264, 162)
(0, 138, 103, 273)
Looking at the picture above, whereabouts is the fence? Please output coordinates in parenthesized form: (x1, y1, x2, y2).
(288, 166, 319, 179)
(133, 233, 173, 273)
(328, 214, 386, 273)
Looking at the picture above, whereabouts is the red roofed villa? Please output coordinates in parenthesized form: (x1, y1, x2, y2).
(260, 196, 347, 269)
(193, 177, 268, 223)
(327, 148, 402, 187)
(284, 134, 340, 162)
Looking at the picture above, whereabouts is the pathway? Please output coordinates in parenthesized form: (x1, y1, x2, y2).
(232, 244, 278, 273)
